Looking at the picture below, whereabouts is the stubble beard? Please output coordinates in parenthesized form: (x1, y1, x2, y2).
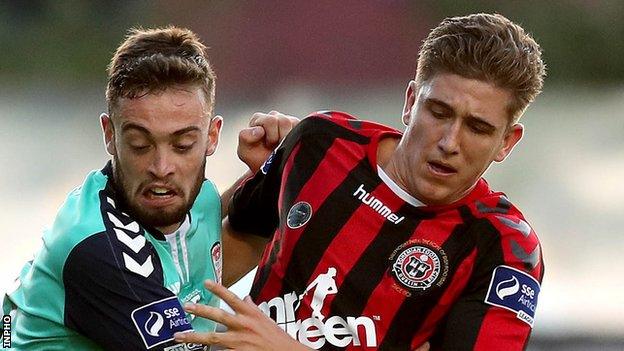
(112, 154, 205, 230)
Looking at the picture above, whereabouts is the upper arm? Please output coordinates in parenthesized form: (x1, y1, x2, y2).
(63, 232, 192, 350)
(434, 216, 543, 351)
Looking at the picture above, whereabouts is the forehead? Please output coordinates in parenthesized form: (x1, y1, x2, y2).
(420, 73, 512, 126)
(115, 85, 209, 133)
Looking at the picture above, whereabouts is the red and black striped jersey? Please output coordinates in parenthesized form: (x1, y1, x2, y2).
(229, 111, 544, 350)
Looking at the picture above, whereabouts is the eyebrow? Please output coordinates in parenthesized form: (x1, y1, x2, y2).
(426, 97, 497, 130)
(121, 123, 201, 136)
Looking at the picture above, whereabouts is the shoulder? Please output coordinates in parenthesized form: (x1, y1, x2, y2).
(57, 167, 165, 283)
(468, 193, 543, 280)
(41, 169, 110, 269)
(193, 179, 220, 212)
(190, 179, 221, 234)
(290, 110, 399, 142)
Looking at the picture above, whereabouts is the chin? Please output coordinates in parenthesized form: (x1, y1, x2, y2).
(131, 203, 188, 229)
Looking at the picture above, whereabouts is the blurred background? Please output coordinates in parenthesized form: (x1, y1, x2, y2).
(1, 1, 623, 349)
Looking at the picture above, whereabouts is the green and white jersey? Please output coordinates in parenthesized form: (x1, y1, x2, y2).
(2, 162, 222, 350)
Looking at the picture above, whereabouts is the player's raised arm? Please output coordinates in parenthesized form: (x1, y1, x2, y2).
(221, 111, 299, 287)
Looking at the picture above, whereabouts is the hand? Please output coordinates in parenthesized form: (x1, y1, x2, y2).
(174, 280, 311, 351)
(237, 111, 299, 173)
(414, 341, 430, 351)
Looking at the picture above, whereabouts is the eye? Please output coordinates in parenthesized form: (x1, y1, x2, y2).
(130, 144, 150, 152)
(431, 109, 447, 119)
(174, 143, 195, 153)
(468, 122, 494, 135)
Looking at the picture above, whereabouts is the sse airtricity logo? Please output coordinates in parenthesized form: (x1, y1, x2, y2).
(496, 276, 520, 300)
(485, 265, 541, 327)
(261, 150, 276, 174)
(132, 296, 193, 349)
(145, 311, 165, 337)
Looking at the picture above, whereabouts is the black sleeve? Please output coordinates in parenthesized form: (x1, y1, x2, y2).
(228, 116, 318, 238)
(63, 231, 194, 351)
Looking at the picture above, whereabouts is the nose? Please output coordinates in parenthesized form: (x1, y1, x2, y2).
(438, 121, 461, 155)
(148, 147, 175, 179)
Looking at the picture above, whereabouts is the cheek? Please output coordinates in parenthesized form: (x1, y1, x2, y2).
(117, 151, 149, 178)
(463, 138, 498, 168)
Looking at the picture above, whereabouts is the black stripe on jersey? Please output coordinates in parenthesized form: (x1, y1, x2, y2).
(276, 158, 378, 298)
(429, 209, 506, 351)
(379, 206, 477, 350)
(251, 119, 370, 297)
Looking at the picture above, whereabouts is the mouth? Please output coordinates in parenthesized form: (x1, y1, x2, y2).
(427, 161, 457, 176)
(140, 185, 180, 207)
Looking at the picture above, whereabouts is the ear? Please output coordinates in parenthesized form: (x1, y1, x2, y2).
(494, 123, 524, 162)
(205, 115, 223, 156)
(100, 113, 116, 156)
(401, 80, 418, 126)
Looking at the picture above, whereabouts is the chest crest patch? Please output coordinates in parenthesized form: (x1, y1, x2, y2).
(389, 240, 449, 294)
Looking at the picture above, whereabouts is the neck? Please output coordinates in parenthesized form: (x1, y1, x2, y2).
(377, 137, 429, 205)
(376, 136, 400, 169)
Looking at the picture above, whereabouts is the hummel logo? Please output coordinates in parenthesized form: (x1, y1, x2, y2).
(123, 252, 154, 278)
(106, 211, 151, 277)
(353, 184, 404, 224)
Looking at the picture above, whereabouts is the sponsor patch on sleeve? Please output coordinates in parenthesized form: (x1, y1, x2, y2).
(131, 296, 193, 349)
(484, 265, 540, 327)
(260, 150, 276, 175)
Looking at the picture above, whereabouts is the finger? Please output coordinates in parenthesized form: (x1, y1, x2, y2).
(183, 302, 239, 328)
(203, 279, 250, 313)
(238, 126, 265, 145)
(414, 341, 430, 351)
(250, 114, 280, 147)
(243, 295, 257, 307)
(174, 330, 229, 346)
(277, 115, 299, 141)
(248, 112, 268, 127)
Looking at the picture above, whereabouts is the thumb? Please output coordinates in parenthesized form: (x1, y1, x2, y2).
(239, 126, 265, 145)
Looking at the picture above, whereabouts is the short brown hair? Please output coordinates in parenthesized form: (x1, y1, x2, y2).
(416, 13, 546, 122)
(106, 26, 216, 117)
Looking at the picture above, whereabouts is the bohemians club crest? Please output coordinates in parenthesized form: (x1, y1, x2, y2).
(390, 240, 449, 294)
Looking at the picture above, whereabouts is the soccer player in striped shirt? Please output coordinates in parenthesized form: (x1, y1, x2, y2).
(181, 13, 546, 350)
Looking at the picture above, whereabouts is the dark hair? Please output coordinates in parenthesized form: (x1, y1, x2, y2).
(416, 13, 546, 121)
(106, 26, 216, 117)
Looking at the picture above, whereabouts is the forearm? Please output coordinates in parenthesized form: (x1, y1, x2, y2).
(221, 217, 268, 287)
(219, 170, 253, 219)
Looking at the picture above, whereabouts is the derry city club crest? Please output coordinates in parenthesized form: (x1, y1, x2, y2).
(390, 242, 448, 292)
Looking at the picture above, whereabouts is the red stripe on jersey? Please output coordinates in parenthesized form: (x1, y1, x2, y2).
(472, 308, 531, 350)
(256, 138, 368, 301)
(415, 209, 466, 246)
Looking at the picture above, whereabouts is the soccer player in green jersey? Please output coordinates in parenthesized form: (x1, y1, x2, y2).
(2, 26, 296, 350)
